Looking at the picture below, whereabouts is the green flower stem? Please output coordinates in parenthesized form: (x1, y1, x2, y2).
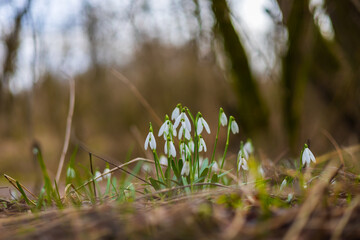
(209, 110, 222, 180)
(152, 150, 165, 181)
(220, 116, 233, 170)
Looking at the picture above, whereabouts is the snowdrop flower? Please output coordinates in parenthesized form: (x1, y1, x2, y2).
(103, 168, 111, 180)
(188, 140, 195, 152)
(302, 144, 316, 166)
(164, 138, 176, 157)
(174, 110, 191, 132)
(197, 114, 211, 135)
(238, 157, 248, 171)
(280, 179, 287, 191)
(159, 155, 168, 166)
(142, 164, 152, 173)
(178, 121, 191, 140)
(66, 167, 76, 179)
(144, 124, 156, 151)
(180, 142, 191, 160)
(171, 104, 182, 120)
(198, 136, 207, 152)
(181, 160, 190, 176)
(220, 108, 228, 126)
(231, 118, 239, 134)
(258, 166, 265, 177)
(95, 171, 102, 182)
(212, 161, 220, 173)
(243, 140, 254, 156)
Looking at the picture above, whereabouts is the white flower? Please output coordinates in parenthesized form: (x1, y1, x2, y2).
(174, 112, 191, 132)
(220, 111, 228, 126)
(198, 137, 207, 152)
(142, 164, 152, 173)
(238, 157, 248, 171)
(178, 121, 191, 140)
(197, 116, 211, 135)
(238, 148, 249, 160)
(302, 146, 316, 166)
(181, 160, 190, 176)
(180, 143, 191, 160)
(95, 171, 102, 182)
(258, 166, 265, 177)
(212, 161, 219, 172)
(159, 155, 168, 166)
(144, 132, 156, 150)
(66, 167, 76, 178)
(231, 119, 239, 134)
(280, 179, 287, 190)
(171, 105, 181, 120)
(244, 141, 253, 156)
(103, 168, 111, 180)
(188, 140, 195, 152)
(158, 120, 170, 137)
(164, 139, 176, 157)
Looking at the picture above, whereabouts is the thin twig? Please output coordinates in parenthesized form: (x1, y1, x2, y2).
(322, 129, 345, 166)
(111, 69, 162, 127)
(55, 77, 75, 183)
(89, 153, 97, 199)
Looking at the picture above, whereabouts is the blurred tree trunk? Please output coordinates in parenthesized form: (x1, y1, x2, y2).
(324, 0, 360, 134)
(0, 0, 32, 136)
(211, 0, 268, 135)
(277, 0, 314, 152)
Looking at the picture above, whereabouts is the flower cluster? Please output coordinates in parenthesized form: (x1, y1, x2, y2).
(237, 140, 253, 171)
(144, 104, 239, 183)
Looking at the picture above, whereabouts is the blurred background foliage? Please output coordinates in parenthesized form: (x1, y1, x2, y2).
(0, 0, 359, 184)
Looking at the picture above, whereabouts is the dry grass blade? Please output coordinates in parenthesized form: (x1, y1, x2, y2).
(3, 174, 37, 200)
(331, 195, 360, 240)
(283, 161, 342, 240)
(55, 76, 75, 183)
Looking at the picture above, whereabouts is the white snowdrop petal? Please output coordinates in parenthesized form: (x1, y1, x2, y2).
(197, 120, 203, 135)
(202, 118, 211, 134)
(158, 122, 166, 137)
(220, 112, 228, 126)
(231, 120, 239, 134)
(172, 107, 180, 120)
(144, 134, 150, 150)
(164, 142, 168, 155)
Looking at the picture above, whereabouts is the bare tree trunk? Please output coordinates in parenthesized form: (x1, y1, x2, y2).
(210, 0, 268, 135)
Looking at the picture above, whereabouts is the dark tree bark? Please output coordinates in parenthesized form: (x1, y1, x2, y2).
(211, 0, 268, 135)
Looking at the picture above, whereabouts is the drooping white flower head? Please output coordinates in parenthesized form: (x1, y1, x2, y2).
(142, 163, 152, 173)
(198, 136, 207, 152)
(231, 118, 239, 134)
(159, 155, 168, 166)
(280, 178, 287, 191)
(158, 116, 177, 140)
(212, 161, 219, 173)
(302, 144, 316, 166)
(197, 115, 211, 135)
(181, 160, 190, 176)
(178, 121, 191, 140)
(220, 108, 228, 127)
(95, 170, 103, 182)
(103, 168, 111, 180)
(258, 166, 265, 177)
(238, 147, 249, 160)
(164, 138, 176, 157)
(238, 157, 248, 171)
(243, 140, 254, 156)
(171, 104, 182, 120)
(144, 132, 156, 150)
(180, 142, 191, 160)
(66, 167, 76, 179)
(174, 111, 191, 132)
(188, 140, 195, 152)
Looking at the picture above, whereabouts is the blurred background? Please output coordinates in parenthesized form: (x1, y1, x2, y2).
(0, 0, 359, 185)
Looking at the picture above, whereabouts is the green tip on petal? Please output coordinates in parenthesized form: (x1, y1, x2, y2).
(304, 143, 308, 148)
(165, 114, 169, 120)
(220, 107, 224, 113)
(149, 122, 153, 132)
